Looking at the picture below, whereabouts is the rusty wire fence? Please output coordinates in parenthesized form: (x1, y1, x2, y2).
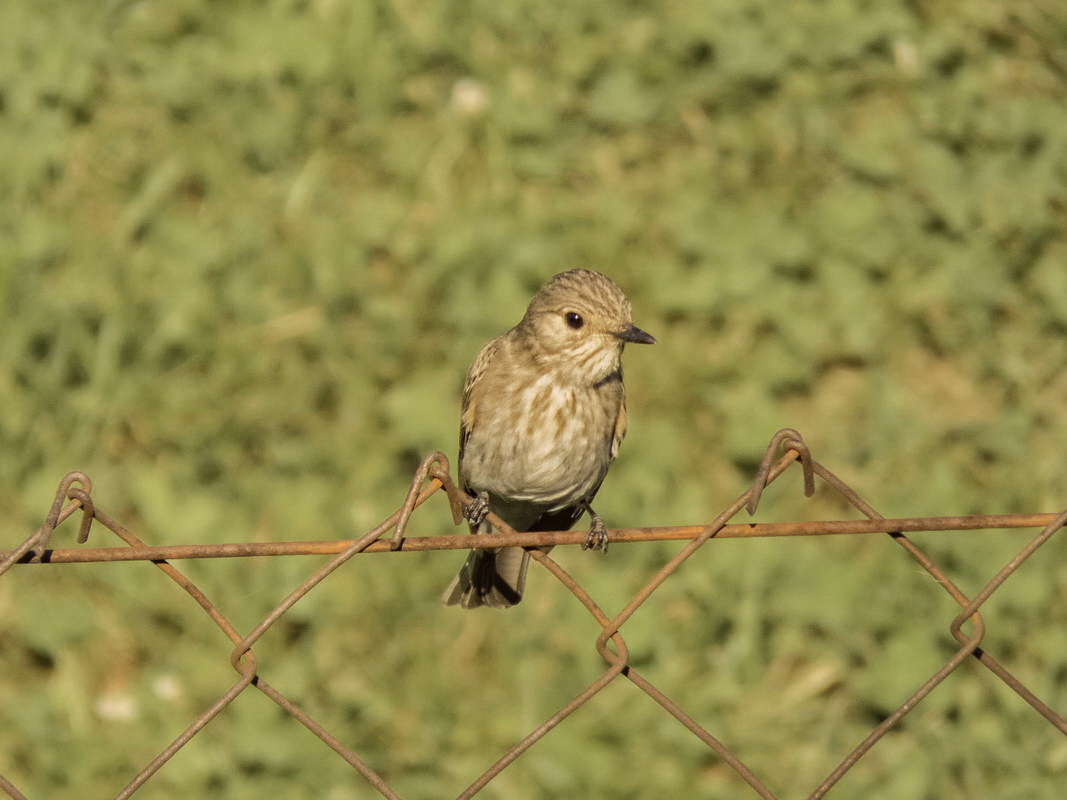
(1, 428, 1064, 799)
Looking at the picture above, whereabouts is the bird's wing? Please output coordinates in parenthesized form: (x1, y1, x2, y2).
(610, 393, 628, 461)
(459, 335, 503, 487)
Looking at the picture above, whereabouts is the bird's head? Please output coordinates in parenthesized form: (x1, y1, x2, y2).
(517, 269, 655, 384)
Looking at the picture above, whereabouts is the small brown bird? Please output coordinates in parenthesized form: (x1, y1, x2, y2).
(442, 269, 655, 609)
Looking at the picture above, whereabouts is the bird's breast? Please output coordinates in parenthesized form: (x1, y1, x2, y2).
(462, 372, 621, 509)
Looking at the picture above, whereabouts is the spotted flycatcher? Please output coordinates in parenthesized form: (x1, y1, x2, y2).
(442, 269, 655, 608)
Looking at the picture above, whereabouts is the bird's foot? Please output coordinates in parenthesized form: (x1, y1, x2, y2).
(581, 509, 609, 553)
(463, 491, 491, 527)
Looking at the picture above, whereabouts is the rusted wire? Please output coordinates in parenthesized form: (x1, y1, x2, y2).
(4, 513, 1060, 565)
(0, 776, 26, 800)
(1, 431, 1064, 800)
(746, 427, 814, 515)
(0, 470, 92, 574)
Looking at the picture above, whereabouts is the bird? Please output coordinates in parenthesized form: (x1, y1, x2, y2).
(441, 269, 655, 609)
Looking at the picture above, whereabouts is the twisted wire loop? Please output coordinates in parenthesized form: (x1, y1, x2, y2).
(0, 471, 94, 576)
(1, 430, 1064, 799)
(746, 427, 814, 516)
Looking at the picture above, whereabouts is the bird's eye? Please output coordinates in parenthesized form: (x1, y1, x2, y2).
(564, 312, 584, 330)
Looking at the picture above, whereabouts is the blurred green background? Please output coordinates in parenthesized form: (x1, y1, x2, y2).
(2, 1, 1066, 798)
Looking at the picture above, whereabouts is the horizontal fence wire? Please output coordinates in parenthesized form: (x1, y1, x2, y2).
(1, 428, 1064, 799)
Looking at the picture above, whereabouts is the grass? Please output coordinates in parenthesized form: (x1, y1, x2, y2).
(2, 1, 1066, 797)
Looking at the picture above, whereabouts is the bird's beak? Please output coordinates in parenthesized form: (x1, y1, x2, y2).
(614, 323, 657, 345)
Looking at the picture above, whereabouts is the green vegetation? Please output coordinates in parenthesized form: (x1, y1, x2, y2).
(2, 1, 1066, 797)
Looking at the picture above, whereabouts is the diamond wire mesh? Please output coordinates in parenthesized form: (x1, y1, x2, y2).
(1, 429, 1064, 799)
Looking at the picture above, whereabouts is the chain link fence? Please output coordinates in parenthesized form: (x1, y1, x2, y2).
(2, 429, 1064, 799)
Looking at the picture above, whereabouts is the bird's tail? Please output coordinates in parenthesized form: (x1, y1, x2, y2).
(441, 547, 530, 609)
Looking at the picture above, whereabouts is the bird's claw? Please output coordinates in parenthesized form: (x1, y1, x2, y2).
(582, 512, 609, 553)
(464, 491, 491, 527)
